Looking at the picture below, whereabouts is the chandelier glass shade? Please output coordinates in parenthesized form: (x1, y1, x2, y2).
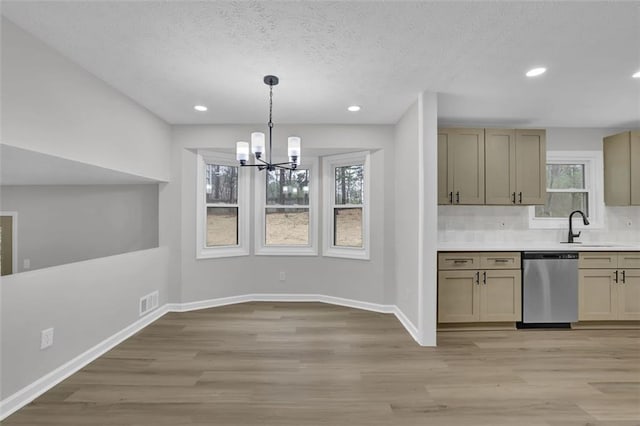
(236, 75, 301, 171)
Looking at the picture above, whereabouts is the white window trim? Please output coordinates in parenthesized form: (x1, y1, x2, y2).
(322, 151, 370, 260)
(529, 150, 604, 229)
(0, 211, 19, 273)
(254, 158, 319, 256)
(196, 151, 250, 259)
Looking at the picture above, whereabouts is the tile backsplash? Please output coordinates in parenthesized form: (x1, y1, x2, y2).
(438, 205, 640, 244)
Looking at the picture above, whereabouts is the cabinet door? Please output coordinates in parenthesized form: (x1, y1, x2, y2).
(438, 131, 452, 204)
(515, 129, 546, 205)
(631, 131, 640, 206)
(603, 132, 631, 206)
(438, 270, 480, 323)
(579, 269, 617, 321)
(449, 129, 485, 205)
(485, 129, 516, 205)
(480, 269, 522, 322)
(618, 269, 640, 320)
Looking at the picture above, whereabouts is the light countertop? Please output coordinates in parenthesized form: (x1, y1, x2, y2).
(437, 242, 640, 252)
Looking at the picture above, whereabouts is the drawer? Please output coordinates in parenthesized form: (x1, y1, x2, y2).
(438, 253, 480, 270)
(619, 252, 640, 269)
(579, 252, 618, 269)
(480, 252, 521, 269)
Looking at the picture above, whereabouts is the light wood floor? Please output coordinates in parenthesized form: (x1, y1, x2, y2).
(5, 302, 640, 425)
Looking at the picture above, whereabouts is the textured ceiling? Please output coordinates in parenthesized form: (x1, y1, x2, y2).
(1, 1, 639, 127)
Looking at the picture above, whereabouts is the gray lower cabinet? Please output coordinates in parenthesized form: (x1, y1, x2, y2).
(438, 252, 522, 323)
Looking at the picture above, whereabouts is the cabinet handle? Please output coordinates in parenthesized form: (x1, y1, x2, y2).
(614, 270, 619, 283)
(453, 259, 469, 264)
(483, 271, 487, 285)
(493, 259, 510, 263)
(475, 271, 480, 285)
(518, 192, 523, 203)
(622, 270, 626, 284)
(512, 192, 516, 204)
(449, 192, 453, 204)
(456, 191, 460, 204)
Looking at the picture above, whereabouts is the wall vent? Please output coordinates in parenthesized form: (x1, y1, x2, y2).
(139, 290, 159, 316)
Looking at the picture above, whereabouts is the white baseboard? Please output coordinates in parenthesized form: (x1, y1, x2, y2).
(392, 306, 421, 345)
(1, 294, 420, 420)
(0, 305, 169, 420)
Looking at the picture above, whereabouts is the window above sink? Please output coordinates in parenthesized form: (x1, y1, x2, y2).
(529, 151, 603, 230)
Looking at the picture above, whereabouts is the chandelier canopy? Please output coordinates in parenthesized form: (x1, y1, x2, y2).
(236, 75, 300, 171)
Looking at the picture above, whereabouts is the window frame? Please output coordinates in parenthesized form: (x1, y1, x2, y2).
(529, 150, 603, 229)
(254, 157, 319, 256)
(196, 151, 250, 259)
(323, 151, 371, 260)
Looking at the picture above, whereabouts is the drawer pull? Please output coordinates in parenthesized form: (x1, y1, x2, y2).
(493, 259, 511, 263)
(453, 259, 469, 264)
(622, 270, 626, 284)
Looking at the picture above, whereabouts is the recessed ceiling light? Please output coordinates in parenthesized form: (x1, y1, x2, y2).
(347, 105, 361, 112)
(525, 67, 547, 77)
(194, 105, 208, 112)
(633, 71, 640, 79)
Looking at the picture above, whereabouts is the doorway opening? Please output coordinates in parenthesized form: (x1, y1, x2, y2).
(1, 212, 17, 276)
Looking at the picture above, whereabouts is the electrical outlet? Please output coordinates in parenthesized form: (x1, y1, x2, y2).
(23, 259, 31, 269)
(279, 272, 286, 282)
(41, 328, 54, 349)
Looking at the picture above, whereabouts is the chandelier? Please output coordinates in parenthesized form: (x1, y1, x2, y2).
(235, 75, 300, 171)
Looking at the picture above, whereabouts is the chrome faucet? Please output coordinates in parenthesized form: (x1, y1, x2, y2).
(568, 210, 589, 243)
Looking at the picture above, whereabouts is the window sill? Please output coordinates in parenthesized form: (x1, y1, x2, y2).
(255, 246, 318, 256)
(323, 247, 370, 260)
(197, 246, 250, 259)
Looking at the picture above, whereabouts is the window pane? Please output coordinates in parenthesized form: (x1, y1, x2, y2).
(265, 208, 309, 245)
(206, 165, 238, 204)
(206, 207, 238, 246)
(535, 192, 588, 218)
(266, 169, 309, 205)
(546, 164, 585, 189)
(335, 165, 364, 204)
(334, 208, 363, 248)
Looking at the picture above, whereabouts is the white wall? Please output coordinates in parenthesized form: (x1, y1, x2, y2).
(171, 124, 395, 305)
(0, 185, 159, 272)
(0, 247, 170, 399)
(393, 101, 420, 327)
(438, 127, 640, 244)
(0, 18, 173, 411)
(0, 18, 171, 182)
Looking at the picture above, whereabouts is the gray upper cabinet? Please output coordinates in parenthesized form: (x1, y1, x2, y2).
(514, 129, 546, 205)
(485, 129, 516, 205)
(438, 128, 485, 205)
(485, 128, 546, 205)
(441, 128, 546, 206)
(604, 130, 640, 206)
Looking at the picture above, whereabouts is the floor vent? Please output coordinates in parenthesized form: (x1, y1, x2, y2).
(139, 291, 159, 316)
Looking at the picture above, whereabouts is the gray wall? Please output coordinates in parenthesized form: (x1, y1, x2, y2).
(0, 184, 159, 272)
(393, 100, 420, 327)
(1, 20, 171, 405)
(171, 124, 396, 306)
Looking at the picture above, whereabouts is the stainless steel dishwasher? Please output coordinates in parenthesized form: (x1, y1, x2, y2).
(522, 252, 579, 325)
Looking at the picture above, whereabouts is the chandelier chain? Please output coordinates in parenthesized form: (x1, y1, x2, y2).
(268, 84, 274, 129)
